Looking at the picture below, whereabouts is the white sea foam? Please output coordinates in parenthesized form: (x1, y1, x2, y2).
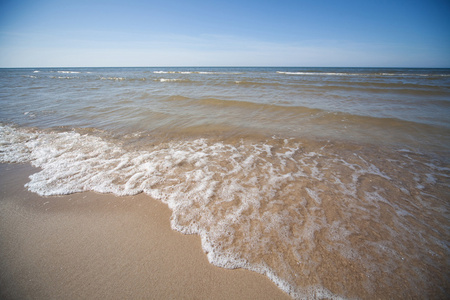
(197, 71, 243, 75)
(156, 78, 184, 82)
(153, 71, 242, 75)
(57, 71, 81, 74)
(153, 71, 191, 74)
(276, 71, 450, 78)
(100, 77, 125, 81)
(0, 125, 447, 299)
(277, 71, 355, 76)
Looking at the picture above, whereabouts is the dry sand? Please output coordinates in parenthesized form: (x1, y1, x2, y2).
(0, 163, 291, 300)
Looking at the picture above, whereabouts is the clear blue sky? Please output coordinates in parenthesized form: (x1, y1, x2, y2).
(0, 0, 449, 67)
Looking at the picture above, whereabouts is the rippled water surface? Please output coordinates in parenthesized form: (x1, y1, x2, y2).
(1, 67, 449, 299)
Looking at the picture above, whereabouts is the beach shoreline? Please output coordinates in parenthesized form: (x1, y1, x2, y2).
(1, 67, 449, 299)
(0, 163, 291, 300)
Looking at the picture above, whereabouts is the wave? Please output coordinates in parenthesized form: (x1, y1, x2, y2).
(153, 70, 243, 75)
(0, 124, 448, 299)
(44, 75, 192, 83)
(165, 96, 321, 114)
(155, 78, 191, 83)
(379, 72, 450, 77)
(277, 71, 357, 76)
(57, 71, 81, 74)
(99, 77, 125, 81)
(233, 80, 282, 87)
(295, 84, 450, 96)
(276, 71, 450, 77)
(153, 71, 194, 74)
(165, 95, 443, 124)
(50, 76, 78, 79)
(163, 96, 450, 149)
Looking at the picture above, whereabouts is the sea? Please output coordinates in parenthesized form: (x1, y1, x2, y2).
(1, 67, 449, 299)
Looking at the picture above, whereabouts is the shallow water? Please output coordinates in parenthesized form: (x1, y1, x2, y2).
(1, 67, 449, 150)
(1, 67, 449, 299)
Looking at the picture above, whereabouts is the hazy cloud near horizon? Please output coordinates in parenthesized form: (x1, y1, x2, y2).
(1, 0, 449, 67)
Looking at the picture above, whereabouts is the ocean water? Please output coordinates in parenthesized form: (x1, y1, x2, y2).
(1, 67, 449, 299)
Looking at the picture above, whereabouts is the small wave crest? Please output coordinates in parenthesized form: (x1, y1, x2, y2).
(155, 78, 189, 83)
(276, 71, 450, 78)
(153, 70, 243, 75)
(100, 77, 126, 81)
(57, 71, 81, 74)
(277, 71, 354, 76)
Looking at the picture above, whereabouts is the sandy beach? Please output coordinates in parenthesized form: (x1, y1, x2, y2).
(0, 163, 291, 300)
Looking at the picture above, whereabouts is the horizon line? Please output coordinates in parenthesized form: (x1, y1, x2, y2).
(1, 66, 450, 69)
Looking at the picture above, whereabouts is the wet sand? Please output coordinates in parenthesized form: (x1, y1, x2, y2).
(0, 163, 291, 300)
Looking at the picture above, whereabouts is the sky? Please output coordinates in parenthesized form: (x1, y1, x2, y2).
(0, 0, 449, 67)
